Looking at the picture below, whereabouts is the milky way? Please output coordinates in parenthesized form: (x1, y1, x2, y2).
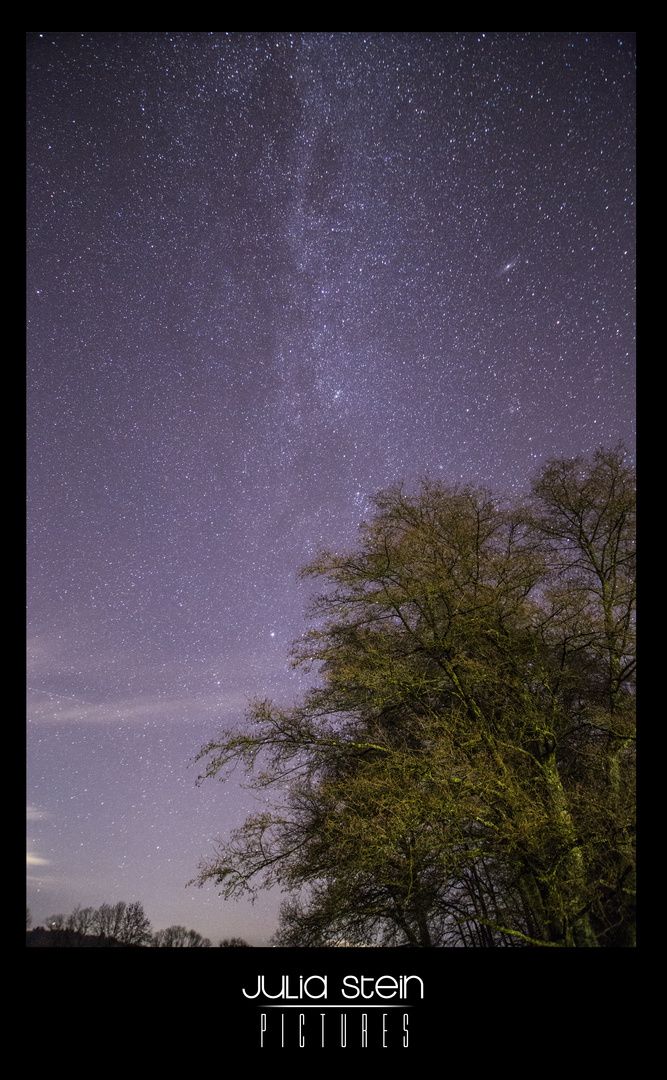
(27, 32, 635, 943)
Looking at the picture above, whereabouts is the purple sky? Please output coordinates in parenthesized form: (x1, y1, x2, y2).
(27, 32, 635, 944)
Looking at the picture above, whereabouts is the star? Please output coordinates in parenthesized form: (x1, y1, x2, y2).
(27, 31, 635, 945)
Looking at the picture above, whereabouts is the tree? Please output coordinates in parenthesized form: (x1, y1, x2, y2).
(151, 925, 211, 947)
(87, 901, 152, 944)
(66, 905, 96, 937)
(117, 900, 152, 945)
(192, 448, 635, 947)
(526, 445, 636, 945)
(218, 937, 252, 947)
(91, 902, 124, 939)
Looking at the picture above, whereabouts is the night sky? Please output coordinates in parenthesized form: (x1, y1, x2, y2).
(27, 32, 635, 945)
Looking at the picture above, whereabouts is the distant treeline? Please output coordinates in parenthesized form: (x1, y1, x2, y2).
(26, 927, 143, 948)
(26, 902, 251, 947)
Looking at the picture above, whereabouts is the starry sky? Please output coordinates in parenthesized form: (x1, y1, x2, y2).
(27, 32, 635, 945)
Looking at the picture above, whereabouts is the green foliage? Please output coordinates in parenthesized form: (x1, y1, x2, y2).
(193, 448, 635, 947)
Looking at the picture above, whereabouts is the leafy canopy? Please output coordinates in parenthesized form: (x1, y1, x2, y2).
(192, 447, 635, 948)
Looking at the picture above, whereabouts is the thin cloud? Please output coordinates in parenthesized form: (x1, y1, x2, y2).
(27, 689, 249, 725)
(27, 851, 51, 867)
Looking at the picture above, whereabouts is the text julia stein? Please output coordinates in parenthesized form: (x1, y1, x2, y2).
(242, 974, 424, 999)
